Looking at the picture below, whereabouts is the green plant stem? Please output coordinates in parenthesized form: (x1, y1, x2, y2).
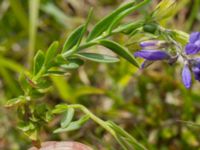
(32, 66, 46, 81)
(9, 0, 28, 31)
(28, 0, 40, 68)
(33, 18, 143, 81)
(32, 19, 143, 94)
(68, 104, 116, 137)
(186, 0, 200, 31)
(61, 20, 144, 59)
(0, 57, 27, 73)
(62, 41, 98, 58)
(67, 104, 147, 150)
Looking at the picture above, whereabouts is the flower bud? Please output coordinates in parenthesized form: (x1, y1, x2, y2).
(143, 23, 158, 34)
(182, 63, 192, 89)
(153, 0, 176, 21)
(140, 40, 168, 49)
(171, 30, 189, 45)
(134, 50, 170, 61)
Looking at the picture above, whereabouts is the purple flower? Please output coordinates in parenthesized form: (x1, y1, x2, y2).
(182, 64, 192, 89)
(140, 40, 167, 49)
(185, 32, 200, 55)
(182, 58, 200, 88)
(190, 58, 200, 81)
(134, 50, 170, 61)
(140, 40, 159, 48)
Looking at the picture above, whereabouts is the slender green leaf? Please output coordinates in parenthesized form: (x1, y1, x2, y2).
(18, 122, 36, 132)
(44, 71, 67, 77)
(51, 76, 72, 100)
(0, 56, 27, 73)
(9, 0, 28, 31)
(62, 25, 85, 53)
(87, 1, 135, 41)
(72, 86, 105, 99)
(75, 52, 119, 63)
(5, 96, 26, 107)
(44, 41, 59, 66)
(61, 58, 84, 69)
(19, 73, 31, 93)
(33, 50, 45, 75)
(75, 8, 93, 48)
(107, 121, 147, 150)
(54, 115, 90, 133)
(107, 0, 151, 33)
(62, 8, 93, 53)
(54, 122, 80, 133)
(99, 40, 139, 67)
(41, 2, 73, 28)
(52, 104, 68, 114)
(0, 68, 22, 96)
(61, 108, 75, 128)
(113, 20, 143, 34)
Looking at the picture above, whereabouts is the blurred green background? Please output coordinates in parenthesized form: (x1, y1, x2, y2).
(1, 0, 200, 149)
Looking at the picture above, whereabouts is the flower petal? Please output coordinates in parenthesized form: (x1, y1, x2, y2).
(141, 60, 154, 69)
(189, 58, 200, 68)
(189, 32, 200, 43)
(140, 40, 158, 48)
(140, 40, 167, 49)
(182, 65, 192, 88)
(185, 43, 200, 55)
(192, 67, 200, 81)
(134, 50, 170, 61)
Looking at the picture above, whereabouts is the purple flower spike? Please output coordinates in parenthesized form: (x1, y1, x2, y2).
(140, 40, 159, 48)
(134, 50, 170, 61)
(182, 64, 192, 89)
(185, 32, 200, 55)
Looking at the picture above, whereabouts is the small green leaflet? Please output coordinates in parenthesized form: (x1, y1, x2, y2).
(44, 41, 59, 66)
(61, 108, 75, 128)
(107, 0, 151, 33)
(52, 104, 68, 114)
(107, 121, 147, 150)
(62, 8, 93, 53)
(54, 115, 90, 133)
(61, 58, 84, 69)
(98, 39, 139, 67)
(87, 1, 135, 41)
(19, 73, 31, 93)
(113, 21, 143, 34)
(75, 52, 119, 63)
(62, 25, 85, 53)
(4, 96, 26, 107)
(33, 50, 45, 75)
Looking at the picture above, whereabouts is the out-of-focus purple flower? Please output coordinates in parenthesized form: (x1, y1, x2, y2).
(190, 58, 200, 81)
(182, 64, 192, 89)
(192, 67, 200, 81)
(134, 50, 170, 61)
(185, 32, 200, 55)
(182, 58, 200, 88)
